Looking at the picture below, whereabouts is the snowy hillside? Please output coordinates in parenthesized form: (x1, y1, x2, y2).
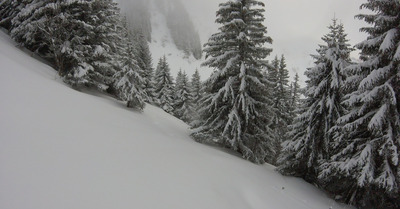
(116, 0, 211, 79)
(0, 31, 351, 209)
(148, 2, 208, 78)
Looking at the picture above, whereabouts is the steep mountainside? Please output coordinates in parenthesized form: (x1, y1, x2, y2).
(116, 0, 206, 78)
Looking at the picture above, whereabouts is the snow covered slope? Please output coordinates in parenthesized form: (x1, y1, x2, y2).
(147, 0, 211, 79)
(148, 2, 207, 79)
(115, 0, 211, 79)
(0, 31, 351, 209)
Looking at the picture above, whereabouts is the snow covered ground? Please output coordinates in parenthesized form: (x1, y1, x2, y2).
(0, 30, 352, 209)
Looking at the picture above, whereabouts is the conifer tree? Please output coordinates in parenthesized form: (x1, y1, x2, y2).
(0, 0, 29, 30)
(288, 73, 302, 125)
(268, 56, 280, 100)
(277, 56, 291, 111)
(290, 73, 301, 113)
(278, 19, 352, 182)
(267, 55, 290, 165)
(113, 18, 146, 110)
(132, 30, 155, 103)
(113, 43, 146, 110)
(319, 1, 400, 208)
(190, 69, 202, 105)
(69, 0, 122, 90)
(269, 55, 291, 164)
(191, 0, 274, 164)
(154, 56, 174, 113)
(10, 0, 56, 52)
(10, 0, 124, 92)
(175, 70, 184, 94)
(174, 70, 193, 123)
(10, 0, 95, 77)
(190, 69, 202, 121)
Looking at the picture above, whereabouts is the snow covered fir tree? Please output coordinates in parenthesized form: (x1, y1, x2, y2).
(289, 73, 301, 118)
(268, 55, 292, 165)
(113, 20, 146, 110)
(10, 0, 91, 72)
(278, 19, 353, 182)
(189, 69, 203, 123)
(318, 1, 400, 208)
(190, 69, 203, 105)
(191, 0, 275, 164)
(10, 0, 123, 91)
(154, 56, 175, 113)
(173, 70, 194, 123)
(2, 0, 149, 110)
(132, 31, 155, 104)
(0, 0, 27, 30)
(63, 0, 123, 90)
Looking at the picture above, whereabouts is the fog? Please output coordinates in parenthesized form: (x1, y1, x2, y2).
(117, 0, 370, 83)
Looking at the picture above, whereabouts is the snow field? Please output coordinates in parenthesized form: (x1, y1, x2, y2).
(0, 31, 352, 209)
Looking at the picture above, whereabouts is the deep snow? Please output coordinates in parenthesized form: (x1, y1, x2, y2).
(0, 30, 352, 209)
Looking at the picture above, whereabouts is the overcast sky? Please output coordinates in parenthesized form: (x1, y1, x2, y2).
(182, 0, 370, 84)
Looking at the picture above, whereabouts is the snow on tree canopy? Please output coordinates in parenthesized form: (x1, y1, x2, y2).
(191, 0, 275, 164)
(154, 56, 175, 113)
(278, 18, 352, 184)
(318, 1, 400, 208)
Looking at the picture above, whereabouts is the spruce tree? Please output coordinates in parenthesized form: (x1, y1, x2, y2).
(174, 70, 184, 111)
(10, 0, 56, 53)
(268, 56, 280, 102)
(190, 69, 202, 122)
(174, 70, 193, 123)
(278, 19, 352, 182)
(269, 55, 291, 165)
(113, 47, 146, 110)
(277, 56, 291, 113)
(319, 1, 400, 208)
(10, 0, 124, 92)
(10, 0, 96, 77)
(190, 69, 202, 105)
(0, 0, 29, 30)
(175, 70, 184, 96)
(290, 73, 301, 113)
(154, 56, 174, 113)
(133, 31, 155, 104)
(70, 0, 122, 90)
(267, 55, 289, 165)
(191, 0, 274, 164)
(113, 18, 146, 110)
(288, 73, 302, 125)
